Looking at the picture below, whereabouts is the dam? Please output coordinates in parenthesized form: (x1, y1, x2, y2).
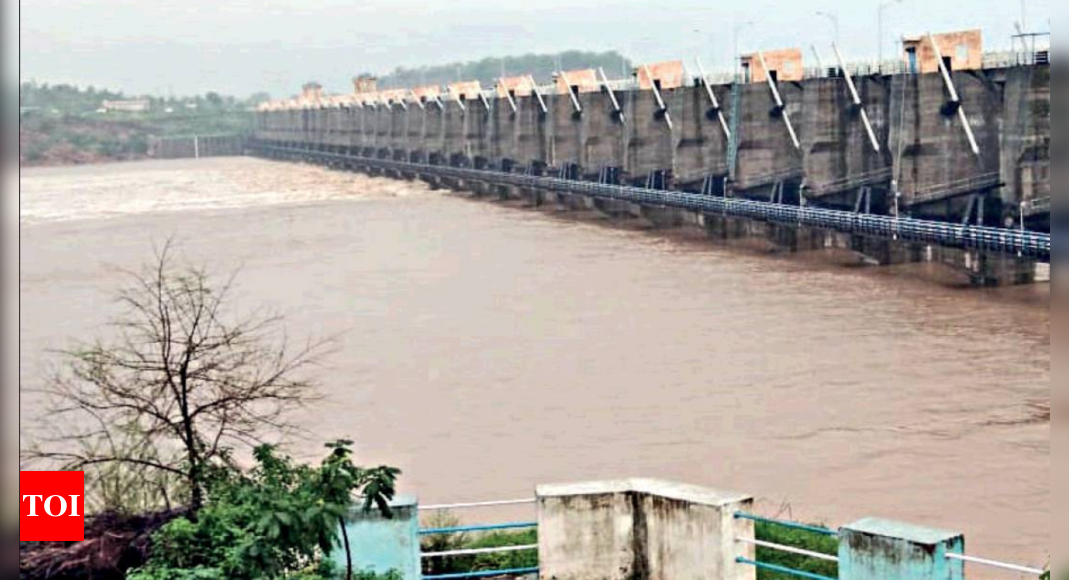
(248, 31, 1050, 284)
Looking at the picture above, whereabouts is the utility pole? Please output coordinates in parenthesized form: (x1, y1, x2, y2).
(734, 21, 754, 80)
(878, 0, 903, 65)
(815, 11, 840, 46)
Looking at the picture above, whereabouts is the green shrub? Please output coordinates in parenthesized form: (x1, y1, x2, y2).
(420, 513, 537, 576)
(128, 441, 400, 580)
(754, 522, 838, 580)
(466, 529, 538, 571)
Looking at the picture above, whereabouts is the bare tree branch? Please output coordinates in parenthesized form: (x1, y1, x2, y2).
(22, 243, 330, 513)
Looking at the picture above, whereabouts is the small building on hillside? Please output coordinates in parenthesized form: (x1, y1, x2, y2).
(740, 48, 804, 84)
(101, 99, 151, 113)
(902, 30, 983, 74)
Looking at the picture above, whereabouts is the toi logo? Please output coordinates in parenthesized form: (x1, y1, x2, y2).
(20, 471, 85, 542)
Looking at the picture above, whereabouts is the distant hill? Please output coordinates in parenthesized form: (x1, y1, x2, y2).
(376, 50, 633, 89)
(18, 83, 259, 167)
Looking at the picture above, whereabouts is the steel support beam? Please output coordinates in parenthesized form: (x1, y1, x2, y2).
(757, 51, 801, 150)
(929, 32, 981, 156)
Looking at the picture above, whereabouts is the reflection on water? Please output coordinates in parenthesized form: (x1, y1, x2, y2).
(18, 159, 1049, 574)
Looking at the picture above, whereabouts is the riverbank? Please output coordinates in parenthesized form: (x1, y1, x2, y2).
(18, 112, 252, 168)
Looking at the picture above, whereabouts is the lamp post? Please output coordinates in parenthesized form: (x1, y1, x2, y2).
(878, 0, 903, 65)
(692, 28, 718, 78)
(815, 11, 840, 46)
(734, 20, 754, 80)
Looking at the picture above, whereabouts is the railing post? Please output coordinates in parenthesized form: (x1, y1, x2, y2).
(536, 479, 755, 580)
(333, 495, 422, 580)
(838, 518, 964, 580)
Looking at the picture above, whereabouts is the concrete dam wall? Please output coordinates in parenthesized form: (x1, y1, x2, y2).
(253, 64, 1049, 232)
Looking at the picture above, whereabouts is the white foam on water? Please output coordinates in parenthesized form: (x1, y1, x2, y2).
(18, 157, 432, 226)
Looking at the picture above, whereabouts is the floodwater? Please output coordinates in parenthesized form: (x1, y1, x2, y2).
(18, 158, 1049, 573)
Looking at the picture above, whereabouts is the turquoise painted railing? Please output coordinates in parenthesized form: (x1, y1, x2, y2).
(418, 499, 539, 580)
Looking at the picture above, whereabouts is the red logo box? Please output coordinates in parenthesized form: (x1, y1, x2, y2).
(20, 472, 85, 542)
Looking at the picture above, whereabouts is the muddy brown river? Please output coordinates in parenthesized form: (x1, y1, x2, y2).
(17, 158, 1049, 572)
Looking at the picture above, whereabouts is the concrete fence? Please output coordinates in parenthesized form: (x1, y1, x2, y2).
(333, 478, 1032, 580)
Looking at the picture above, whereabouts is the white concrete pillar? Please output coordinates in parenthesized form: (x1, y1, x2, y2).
(537, 479, 755, 580)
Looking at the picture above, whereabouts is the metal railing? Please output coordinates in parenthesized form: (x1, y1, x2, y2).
(254, 143, 1050, 263)
(734, 166, 806, 191)
(807, 167, 894, 197)
(946, 553, 1046, 576)
(1023, 196, 1050, 216)
(908, 172, 1002, 207)
(734, 512, 839, 580)
(734, 512, 1048, 579)
(983, 49, 1051, 68)
(735, 512, 839, 537)
(419, 498, 539, 580)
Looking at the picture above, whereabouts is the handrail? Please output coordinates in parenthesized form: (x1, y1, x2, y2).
(734, 513, 839, 537)
(421, 499, 536, 510)
(807, 167, 894, 197)
(736, 537, 839, 563)
(908, 172, 1002, 206)
(422, 544, 538, 559)
(419, 522, 538, 535)
(1023, 196, 1050, 216)
(945, 553, 1046, 576)
(423, 567, 540, 580)
(736, 557, 837, 580)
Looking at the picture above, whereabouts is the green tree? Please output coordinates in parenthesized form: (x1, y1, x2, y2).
(128, 441, 400, 580)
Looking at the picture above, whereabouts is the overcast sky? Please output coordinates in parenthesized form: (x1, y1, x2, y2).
(15, 0, 1053, 98)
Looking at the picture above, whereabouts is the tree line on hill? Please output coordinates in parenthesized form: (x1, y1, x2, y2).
(18, 81, 269, 117)
(375, 50, 633, 89)
(17, 82, 262, 166)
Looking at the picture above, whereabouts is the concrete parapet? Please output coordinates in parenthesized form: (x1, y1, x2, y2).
(537, 479, 755, 580)
(839, 518, 965, 580)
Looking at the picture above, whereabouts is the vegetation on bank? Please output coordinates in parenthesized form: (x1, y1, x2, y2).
(753, 522, 838, 580)
(127, 442, 398, 580)
(19, 82, 258, 166)
(376, 50, 633, 90)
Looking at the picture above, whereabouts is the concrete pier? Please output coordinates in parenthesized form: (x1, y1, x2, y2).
(839, 518, 965, 580)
